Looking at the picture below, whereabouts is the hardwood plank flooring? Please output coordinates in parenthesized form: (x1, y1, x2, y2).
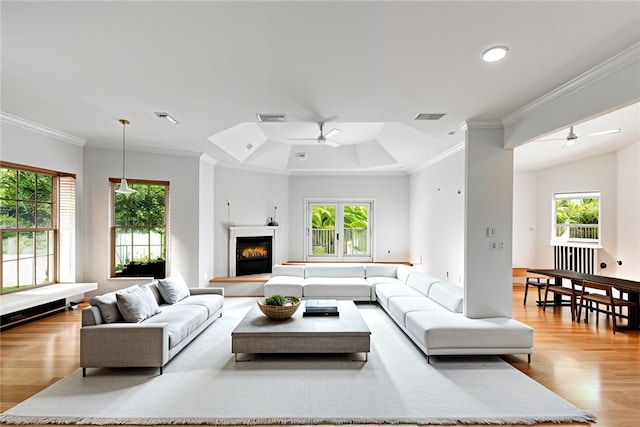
(1, 285, 638, 426)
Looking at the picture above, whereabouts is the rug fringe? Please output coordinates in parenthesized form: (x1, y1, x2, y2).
(0, 413, 596, 425)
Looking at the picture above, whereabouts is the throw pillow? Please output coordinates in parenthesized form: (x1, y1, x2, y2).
(89, 285, 138, 323)
(158, 276, 190, 304)
(116, 285, 161, 323)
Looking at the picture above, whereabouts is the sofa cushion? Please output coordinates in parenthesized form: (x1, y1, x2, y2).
(388, 296, 450, 326)
(271, 264, 305, 278)
(141, 281, 164, 305)
(175, 294, 224, 317)
(365, 276, 404, 286)
(89, 284, 138, 323)
(396, 265, 417, 283)
(406, 273, 442, 297)
(302, 277, 370, 299)
(264, 276, 304, 298)
(427, 282, 464, 313)
(304, 265, 365, 278)
(158, 276, 190, 304)
(144, 305, 209, 348)
(375, 282, 422, 308)
(365, 264, 397, 278)
(405, 311, 534, 350)
(116, 285, 161, 323)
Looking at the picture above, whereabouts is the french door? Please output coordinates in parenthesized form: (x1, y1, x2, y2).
(306, 200, 372, 262)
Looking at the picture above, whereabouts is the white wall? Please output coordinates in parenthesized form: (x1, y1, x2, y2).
(83, 147, 206, 295)
(512, 172, 538, 268)
(1, 122, 85, 281)
(408, 149, 465, 283)
(288, 174, 409, 262)
(616, 142, 640, 280)
(213, 166, 290, 276)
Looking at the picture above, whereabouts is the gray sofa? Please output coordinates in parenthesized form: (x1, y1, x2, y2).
(80, 278, 224, 376)
(265, 263, 534, 362)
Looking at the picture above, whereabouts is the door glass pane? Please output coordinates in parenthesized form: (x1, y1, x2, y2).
(342, 204, 368, 255)
(311, 205, 335, 255)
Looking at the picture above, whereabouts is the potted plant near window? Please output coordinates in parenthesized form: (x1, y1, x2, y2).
(117, 257, 166, 279)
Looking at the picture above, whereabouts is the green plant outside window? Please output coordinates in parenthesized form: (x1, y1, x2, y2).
(113, 181, 168, 278)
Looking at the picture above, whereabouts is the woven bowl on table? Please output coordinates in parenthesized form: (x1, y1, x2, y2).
(257, 298, 301, 320)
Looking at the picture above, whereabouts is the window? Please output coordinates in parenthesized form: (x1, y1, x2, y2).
(306, 200, 373, 262)
(0, 162, 76, 293)
(552, 192, 600, 244)
(110, 179, 169, 278)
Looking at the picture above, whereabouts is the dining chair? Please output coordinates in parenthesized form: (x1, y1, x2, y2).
(524, 274, 550, 306)
(542, 278, 582, 321)
(577, 281, 638, 334)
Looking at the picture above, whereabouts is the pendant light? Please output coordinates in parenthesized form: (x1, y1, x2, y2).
(115, 119, 136, 194)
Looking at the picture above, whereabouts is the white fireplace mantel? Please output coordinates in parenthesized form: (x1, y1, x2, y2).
(228, 226, 278, 277)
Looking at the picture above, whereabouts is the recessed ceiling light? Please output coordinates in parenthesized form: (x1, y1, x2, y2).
(482, 46, 509, 62)
(154, 112, 179, 124)
(256, 113, 287, 122)
(414, 113, 447, 121)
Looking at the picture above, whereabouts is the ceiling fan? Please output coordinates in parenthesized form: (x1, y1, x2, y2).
(289, 123, 341, 147)
(538, 125, 621, 147)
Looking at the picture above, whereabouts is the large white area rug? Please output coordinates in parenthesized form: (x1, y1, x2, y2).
(0, 298, 595, 425)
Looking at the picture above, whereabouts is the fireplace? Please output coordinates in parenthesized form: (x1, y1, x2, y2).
(235, 236, 273, 276)
(228, 226, 278, 277)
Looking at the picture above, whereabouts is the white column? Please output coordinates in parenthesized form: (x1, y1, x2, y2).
(464, 122, 513, 318)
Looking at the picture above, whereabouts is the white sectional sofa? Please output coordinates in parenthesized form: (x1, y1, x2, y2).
(264, 263, 415, 302)
(265, 263, 534, 362)
(375, 271, 534, 363)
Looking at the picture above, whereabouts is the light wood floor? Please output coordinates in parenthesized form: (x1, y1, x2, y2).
(1, 285, 638, 427)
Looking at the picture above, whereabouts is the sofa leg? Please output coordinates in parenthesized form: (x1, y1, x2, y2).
(427, 355, 430, 364)
(82, 367, 86, 377)
(159, 366, 163, 375)
(528, 354, 531, 364)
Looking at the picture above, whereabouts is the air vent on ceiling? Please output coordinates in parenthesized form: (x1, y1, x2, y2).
(414, 113, 447, 121)
(154, 112, 179, 124)
(256, 113, 287, 122)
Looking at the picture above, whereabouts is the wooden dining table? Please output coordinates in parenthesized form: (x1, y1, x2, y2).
(527, 268, 640, 329)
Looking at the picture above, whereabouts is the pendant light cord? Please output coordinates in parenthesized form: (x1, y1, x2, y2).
(122, 121, 126, 178)
(119, 119, 130, 178)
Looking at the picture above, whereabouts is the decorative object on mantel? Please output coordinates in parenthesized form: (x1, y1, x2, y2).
(267, 206, 278, 226)
(115, 119, 136, 195)
(257, 294, 300, 320)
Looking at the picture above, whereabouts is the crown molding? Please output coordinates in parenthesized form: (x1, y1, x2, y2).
(199, 153, 218, 166)
(0, 112, 86, 146)
(503, 42, 640, 127)
(410, 141, 465, 174)
(463, 120, 504, 129)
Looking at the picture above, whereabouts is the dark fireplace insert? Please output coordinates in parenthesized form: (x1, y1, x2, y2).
(236, 236, 273, 276)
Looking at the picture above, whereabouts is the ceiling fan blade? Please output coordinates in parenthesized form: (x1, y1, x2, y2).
(537, 137, 570, 142)
(323, 140, 341, 148)
(584, 128, 621, 137)
(324, 128, 341, 139)
(288, 137, 318, 141)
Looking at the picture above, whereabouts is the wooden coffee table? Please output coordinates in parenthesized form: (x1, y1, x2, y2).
(231, 300, 371, 361)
